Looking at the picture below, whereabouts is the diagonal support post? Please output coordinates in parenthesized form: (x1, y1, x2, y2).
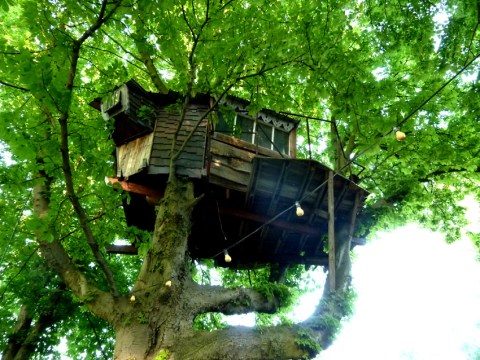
(328, 170, 336, 292)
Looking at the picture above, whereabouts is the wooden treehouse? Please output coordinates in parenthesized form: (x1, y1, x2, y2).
(95, 80, 368, 269)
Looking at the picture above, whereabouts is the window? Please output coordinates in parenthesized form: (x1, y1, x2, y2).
(217, 110, 290, 155)
(236, 114, 255, 143)
(257, 122, 272, 149)
(273, 128, 289, 154)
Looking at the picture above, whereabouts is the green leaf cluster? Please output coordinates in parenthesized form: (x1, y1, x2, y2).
(2, 0, 480, 357)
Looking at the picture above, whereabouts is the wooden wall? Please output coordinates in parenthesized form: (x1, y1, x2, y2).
(113, 90, 298, 187)
(149, 103, 209, 178)
(208, 132, 285, 192)
(117, 132, 154, 178)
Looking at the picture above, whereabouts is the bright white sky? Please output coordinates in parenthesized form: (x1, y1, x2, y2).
(225, 222, 480, 359)
(317, 223, 480, 360)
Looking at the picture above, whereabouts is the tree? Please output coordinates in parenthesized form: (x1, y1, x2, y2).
(1, 0, 480, 359)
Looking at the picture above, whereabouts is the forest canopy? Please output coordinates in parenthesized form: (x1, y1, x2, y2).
(1, 0, 480, 359)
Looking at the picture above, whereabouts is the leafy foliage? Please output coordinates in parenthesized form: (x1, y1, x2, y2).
(294, 328, 322, 359)
(1, 0, 480, 358)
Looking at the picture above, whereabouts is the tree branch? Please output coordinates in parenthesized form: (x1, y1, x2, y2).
(83, 44, 147, 73)
(189, 283, 281, 315)
(54, 0, 123, 296)
(172, 83, 233, 162)
(132, 6, 169, 94)
(418, 165, 479, 182)
(100, 29, 143, 63)
(182, 4, 197, 41)
(177, 326, 321, 360)
(3, 284, 74, 360)
(38, 239, 118, 321)
(77, 0, 121, 45)
(217, 0, 237, 13)
(0, 80, 29, 92)
(173, 57, 302, 161)
(168, 1, 214, 174)
(32, 163, 117, 322)
(58, 113, 119, 296)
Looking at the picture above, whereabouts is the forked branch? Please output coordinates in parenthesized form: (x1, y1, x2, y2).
(189, 283, 281, 315)
(55, 0, 123, 296)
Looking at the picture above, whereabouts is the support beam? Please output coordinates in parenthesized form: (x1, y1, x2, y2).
(348, 191, 363, 240)
(106, 177, 164, 202)
(328, 171, 336, 292)
(106, 244, 138, 255)
(218, 206, 324, 236)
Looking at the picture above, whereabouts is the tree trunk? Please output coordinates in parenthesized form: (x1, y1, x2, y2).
(112, 176, 198, 359)
(3, 305, 33, 360)
(113, 325, 158, 359)
(2, 289, 70, 360)
(109, 175, 353, 359)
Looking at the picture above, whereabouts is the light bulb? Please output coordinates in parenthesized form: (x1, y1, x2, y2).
(165, 280, 172, 287)
(295, 202, 304, 217)
(224, 250, 232, 263)
(395, 130, 406, 141)
(130, 295, 136, 302)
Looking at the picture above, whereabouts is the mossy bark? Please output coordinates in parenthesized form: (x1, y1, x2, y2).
(111, 176, 354, 359)
(35, 172, 354, 360)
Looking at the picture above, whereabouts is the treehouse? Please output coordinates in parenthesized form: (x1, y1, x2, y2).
(96, 80, 368, 269)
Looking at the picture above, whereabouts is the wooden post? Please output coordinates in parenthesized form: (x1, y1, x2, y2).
(328, 170, 336, 292)
(348, 191, 363, 241)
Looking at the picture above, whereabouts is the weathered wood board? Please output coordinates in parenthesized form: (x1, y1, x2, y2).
(208, 133, 285, 191)
(117, 132, 154, 178)
(149, 104, 208, 178)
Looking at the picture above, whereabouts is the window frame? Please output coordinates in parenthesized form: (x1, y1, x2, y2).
(227, 113, 290, 155)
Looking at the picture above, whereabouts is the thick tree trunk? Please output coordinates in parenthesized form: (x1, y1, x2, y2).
(3, 305, 33, 360)
(113, 325, 157, 359)
(112, 177, 197, 359)
(2, 288, 70, 360)
(110, 176, 355, 360)
(32, 169, 355, 360)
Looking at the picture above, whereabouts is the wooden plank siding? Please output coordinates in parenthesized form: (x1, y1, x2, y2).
(208, 132, 286, 192)
(149, 104, 209, 178)
(102, 81, 371, 268)
(117, 132, 154, 178)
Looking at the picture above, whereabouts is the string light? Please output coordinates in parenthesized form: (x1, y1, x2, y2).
(210, 53, 480, 261)
(223, 249, 232, 263)
(393, 127, 406, 141)
(395, 131, 406, 141)
(214, 195, 234, 263)
(295, 201, 304, 217)
(165, 280, 172, 287)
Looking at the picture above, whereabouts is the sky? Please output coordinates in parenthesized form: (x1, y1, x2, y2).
(317, 224, 480, 360)
(224, 218, 480, 359)
(316, 198, 480, 359)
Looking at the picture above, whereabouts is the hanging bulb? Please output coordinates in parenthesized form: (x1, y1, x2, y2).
(165, 280, 172, 287)
(224, 249, 232, 263)
(395, 130, 406, 141)
(295, 202, 304, 217)
(130, 295, 136, 302)
(393, 126, 406, 141)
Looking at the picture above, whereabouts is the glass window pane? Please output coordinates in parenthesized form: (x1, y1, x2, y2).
(274, 128, 289, 154)
(236, 115, 254, 143)
(257, 123, 272, 149)
(217, 110, 235, 133)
